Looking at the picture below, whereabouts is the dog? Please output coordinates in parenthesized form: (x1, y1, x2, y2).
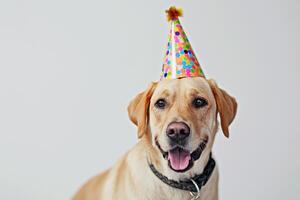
(73, 77, 237, 200)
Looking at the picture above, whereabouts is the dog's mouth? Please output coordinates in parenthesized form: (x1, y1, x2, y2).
(155, 139, 208, 173)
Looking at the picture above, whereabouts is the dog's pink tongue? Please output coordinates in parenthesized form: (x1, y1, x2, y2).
(168, 148, 191, 171)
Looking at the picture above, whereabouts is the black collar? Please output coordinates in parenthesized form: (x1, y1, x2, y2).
(148, 153, 215, 193)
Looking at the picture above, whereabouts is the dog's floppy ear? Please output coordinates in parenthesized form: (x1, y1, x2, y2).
(127, 82, 157, 139)
(208, 79, 237, 137)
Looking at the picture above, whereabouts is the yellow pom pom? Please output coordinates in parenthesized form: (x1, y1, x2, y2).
(165, 6, 183, 21)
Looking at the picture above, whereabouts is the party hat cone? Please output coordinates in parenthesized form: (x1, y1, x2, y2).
(161, 6, 205, 80)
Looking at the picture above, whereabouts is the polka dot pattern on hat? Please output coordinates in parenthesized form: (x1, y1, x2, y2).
(160, 19, 205, 80)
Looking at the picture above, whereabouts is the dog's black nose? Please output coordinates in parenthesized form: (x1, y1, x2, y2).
(166, 122, 190, 142)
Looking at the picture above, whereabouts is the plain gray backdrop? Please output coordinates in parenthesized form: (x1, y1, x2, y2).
(0, 0, 299, 199)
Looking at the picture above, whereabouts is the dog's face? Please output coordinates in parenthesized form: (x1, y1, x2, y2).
(128, 77, 237, 176)
(149, 78, 217, 173)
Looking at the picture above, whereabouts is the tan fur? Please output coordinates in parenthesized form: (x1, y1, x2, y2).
(207, 79, 237, 137)
(73, 77, 237, 200)
(127, 82, 158, 138)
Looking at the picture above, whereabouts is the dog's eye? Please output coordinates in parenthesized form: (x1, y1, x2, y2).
(192, 97, 208, 108)
(155, 99, 167, 109)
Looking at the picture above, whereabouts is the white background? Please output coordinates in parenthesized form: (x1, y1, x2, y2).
(0, 0, 299, 199)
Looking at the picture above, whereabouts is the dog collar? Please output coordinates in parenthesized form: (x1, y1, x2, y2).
(148, 153, 215, 193)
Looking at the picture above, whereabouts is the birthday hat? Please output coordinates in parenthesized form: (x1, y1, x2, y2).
(161, 7, 205, 80)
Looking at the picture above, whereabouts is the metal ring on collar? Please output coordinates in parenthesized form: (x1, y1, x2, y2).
(189, 179, 200, 199)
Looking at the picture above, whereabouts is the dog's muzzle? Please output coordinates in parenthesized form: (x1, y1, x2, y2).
(166, 122, 190, 146)
(155, 137, 208, 173)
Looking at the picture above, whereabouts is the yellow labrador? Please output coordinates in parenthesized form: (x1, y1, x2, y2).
(73, 77, 237, 200)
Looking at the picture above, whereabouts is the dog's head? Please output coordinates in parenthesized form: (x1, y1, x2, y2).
(128, 77, 237, 177)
